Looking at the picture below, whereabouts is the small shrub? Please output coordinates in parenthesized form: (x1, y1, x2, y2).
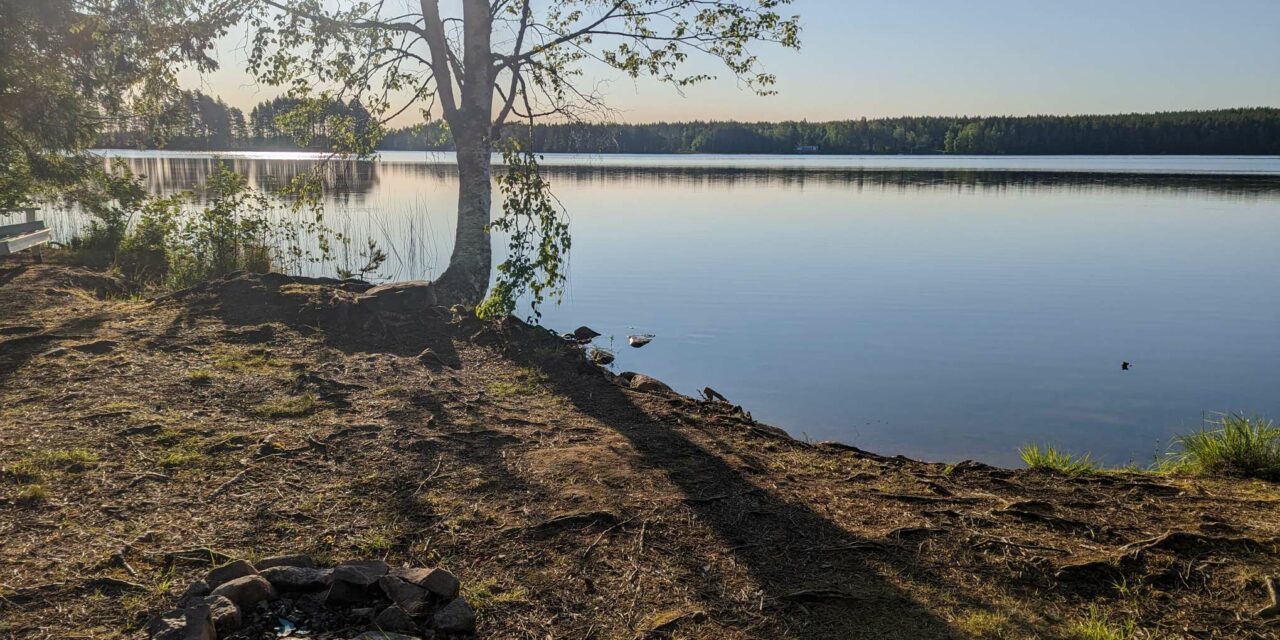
(117, 196, 182, 284)
(64, 162, 149, 267)
(1171, 414, 1280, 481)
(1019, 444, 1100, 475)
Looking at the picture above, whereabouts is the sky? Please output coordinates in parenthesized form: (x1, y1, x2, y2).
(184, 0, 1280, 125)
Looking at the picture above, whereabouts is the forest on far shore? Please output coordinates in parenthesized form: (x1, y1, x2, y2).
(99, 93, 1280, 155)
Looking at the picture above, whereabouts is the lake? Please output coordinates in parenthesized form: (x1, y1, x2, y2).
(70, 150, 1280, 467)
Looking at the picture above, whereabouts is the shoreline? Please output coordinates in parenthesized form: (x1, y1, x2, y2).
(1, 263, 1278, 638)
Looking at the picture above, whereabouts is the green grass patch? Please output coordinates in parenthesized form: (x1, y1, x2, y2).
(1065, 607, 1136, 640)
(464, 578, 529, 611)
(16, 483, 50, 504)
(7, 448, 100, 480)
(1019, 444, 1100, 476)
(159, 448, 206, 468)
(355, 533, 394, 556)
(93, 400, 140, 413)
(1170, 414, 1280, 481)
(212, 347, 288, 373)
(187, 369, 214, 385)
(252, 393, 321, 419)
(957, 611, 1016, 639)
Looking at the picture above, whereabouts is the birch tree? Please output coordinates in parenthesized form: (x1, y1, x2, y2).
(241, 0, 800, 312)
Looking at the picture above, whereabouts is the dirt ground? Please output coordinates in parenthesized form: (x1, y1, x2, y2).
(1, 263, 1278, 639)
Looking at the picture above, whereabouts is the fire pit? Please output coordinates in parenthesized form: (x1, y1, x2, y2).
(148, 555, 476, 639)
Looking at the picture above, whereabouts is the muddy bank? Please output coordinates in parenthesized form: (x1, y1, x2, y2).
(1, 264, 1278, 639)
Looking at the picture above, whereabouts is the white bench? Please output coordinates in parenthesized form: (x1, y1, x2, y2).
(0, 208, 51, 256)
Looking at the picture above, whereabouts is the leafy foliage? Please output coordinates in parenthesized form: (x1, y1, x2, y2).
(478, 143, 572, 320)
(165, 166, 274, 287)
(0, 0, 228, 208)
(66, 161, 349, 289)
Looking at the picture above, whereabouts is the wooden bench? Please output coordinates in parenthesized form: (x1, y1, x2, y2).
(0, 208, 51, 256)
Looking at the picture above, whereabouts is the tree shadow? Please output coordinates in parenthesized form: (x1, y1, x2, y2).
(0, 311, 114, 387)
(187, 272, 464, 368)
(503, 338, 961, 639)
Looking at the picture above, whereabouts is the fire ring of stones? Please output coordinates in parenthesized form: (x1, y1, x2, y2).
(148, 555, 476, 639)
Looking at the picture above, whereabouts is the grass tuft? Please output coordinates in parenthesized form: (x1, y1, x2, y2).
(957, 610, 1015, 639)
(1019, 444, 1100, 475)
(1066, 607, 1136, 640)
(1171, 414, 1280, 481)
(252, 393, 321, 419)
(159, 449, 206, 468)
(7, 448, 100, 480)
(187, 369, 214, 385)
(17, 483, 50, 504)
(464, 578, 529, 611)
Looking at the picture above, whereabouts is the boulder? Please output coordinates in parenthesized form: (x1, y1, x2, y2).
(378, 576, 429, 615)
(357, 281, 438, 314)
(628, 374, 671, 394)
(209, 575, 277, 611)
(146, 609, 184, 638)
(255, 554, 316, 571)
(181, 604, 217, 640)
(323, 577, 375, 606)
(373, 604, 419, 633)
(432, 596, 476, 633)
(187, 595, 241, 633)
(178, 580, 211, 604)
(333, 559, 390, 586)
(416, 568, 460, 600)
(571, 326, 601, 342)
(259, 565, 330, 592)
(205, 560, 257, 588)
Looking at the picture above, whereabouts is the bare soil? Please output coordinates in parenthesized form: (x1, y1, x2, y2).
(1, 263, 1278, 639)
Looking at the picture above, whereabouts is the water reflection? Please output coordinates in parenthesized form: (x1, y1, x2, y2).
(109, 154, 1280, 200)
(57, 152, 1280, 467)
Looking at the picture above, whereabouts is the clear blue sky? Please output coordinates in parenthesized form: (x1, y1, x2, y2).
(187, 0, 1280, 123)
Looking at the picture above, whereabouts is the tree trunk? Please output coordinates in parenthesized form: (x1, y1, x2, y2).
(417, 0, 494, 307)
(434, 127, 492, 305)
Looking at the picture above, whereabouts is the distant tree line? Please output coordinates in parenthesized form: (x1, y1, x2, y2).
(101, 91, 375, 151)
(103, 103, 1280, 155)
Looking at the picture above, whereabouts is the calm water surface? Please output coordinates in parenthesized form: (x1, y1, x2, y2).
(77, 151, 1280, 466)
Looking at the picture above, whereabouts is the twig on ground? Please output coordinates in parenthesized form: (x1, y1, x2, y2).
(207, 469, 249, 501)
